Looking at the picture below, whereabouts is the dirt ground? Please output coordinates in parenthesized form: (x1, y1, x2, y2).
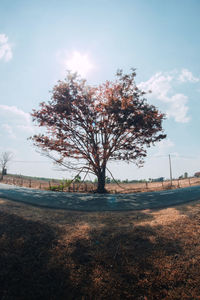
(1, 198, 200, 299)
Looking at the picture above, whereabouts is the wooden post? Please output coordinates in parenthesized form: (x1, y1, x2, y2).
(29, 180, 31, 188)
(39, 183, 41, 189)
(169, 154, 173, 186)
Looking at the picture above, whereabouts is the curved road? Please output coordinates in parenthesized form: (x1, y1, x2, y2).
(0, 183, 200, 211)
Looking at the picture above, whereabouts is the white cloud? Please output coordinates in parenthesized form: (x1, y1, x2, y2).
(139, 72, 173, 102)
(154, 138, 175, 156)
(2, 124, 16, 139)
(16, 124, 34, 133)
(166, 94, 190, 123)
(138, 71, 191, 123)
(0, 34, 13, 62)
(0, 105, 30, 123)
(0, 105, 34, 138)
(178, 69, 199, 83)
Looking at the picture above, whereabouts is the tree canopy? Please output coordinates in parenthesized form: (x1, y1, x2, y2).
(31, 69, 166, 193)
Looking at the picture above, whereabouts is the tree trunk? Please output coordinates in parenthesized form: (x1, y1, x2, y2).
(0, 168, 3, 181)
(96, 167, 107, 193)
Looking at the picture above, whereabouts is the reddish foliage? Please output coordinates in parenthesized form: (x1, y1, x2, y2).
(31, 70, 166, 192)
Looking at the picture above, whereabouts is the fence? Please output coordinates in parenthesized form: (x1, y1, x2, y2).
(107, 177, 200, 193)
(1, 175, 200, 193)
(1, 176, 97, 193)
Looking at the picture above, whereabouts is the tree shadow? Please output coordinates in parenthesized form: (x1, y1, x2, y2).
(0, 207, 189, 300)
(66, 223, 183, 299)
(0, 211, 76, 300)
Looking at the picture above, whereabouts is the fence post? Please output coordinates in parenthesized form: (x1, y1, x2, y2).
(29, 180, 31, 188)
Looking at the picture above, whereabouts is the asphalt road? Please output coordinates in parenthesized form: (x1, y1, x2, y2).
(0, 183, 200, 211)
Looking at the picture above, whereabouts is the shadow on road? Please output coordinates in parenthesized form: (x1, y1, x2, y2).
(1, 183, 200, 211)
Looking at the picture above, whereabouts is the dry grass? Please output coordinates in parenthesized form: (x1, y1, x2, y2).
(1, 198, 200, 299)
(2, 175, 200, 193)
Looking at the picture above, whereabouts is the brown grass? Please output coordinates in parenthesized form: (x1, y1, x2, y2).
(2, 175, 200, 193)
(1, 198, 200, 299)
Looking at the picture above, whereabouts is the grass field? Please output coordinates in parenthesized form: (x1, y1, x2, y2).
(1, 197, 200, 299)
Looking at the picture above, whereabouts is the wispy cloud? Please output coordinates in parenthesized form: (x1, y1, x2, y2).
(154, 138, 175, 156)
(166, 93, 189, 123)
(0, 105, 30, 123)
(178, 69, 199, 83)
(0, 34, 13, 62)
(138, 69, 199, 123)
(0, 105, 34, 138)
(2, 124, 16, 139)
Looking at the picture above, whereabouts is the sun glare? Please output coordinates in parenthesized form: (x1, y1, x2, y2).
(65, 51, 94, 77)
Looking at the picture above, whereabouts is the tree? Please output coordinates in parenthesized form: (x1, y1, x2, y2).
(0, 151, 13, 180)
(31, 69, 166, 193)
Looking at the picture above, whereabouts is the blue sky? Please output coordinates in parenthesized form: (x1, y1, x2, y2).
(0, 0, 200, 180)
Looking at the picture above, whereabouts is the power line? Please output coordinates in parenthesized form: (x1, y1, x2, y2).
(12, 160, 50, 163)
(12, 153, 199, 164)
(152, 154, 199, 159)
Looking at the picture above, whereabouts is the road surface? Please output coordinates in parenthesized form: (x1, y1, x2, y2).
(0, 183, 200, 211)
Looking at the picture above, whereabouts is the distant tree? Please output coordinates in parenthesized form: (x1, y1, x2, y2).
(122, 179, 129, 183)
(31, 69, 166, 193)
(105, 177, 111, 184)
(0, 151, 13, 180)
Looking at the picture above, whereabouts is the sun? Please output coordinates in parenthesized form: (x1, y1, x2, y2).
(65, 51, 94, 78)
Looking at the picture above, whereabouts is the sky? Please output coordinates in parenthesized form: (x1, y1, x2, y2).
(0, 0, 200, 181)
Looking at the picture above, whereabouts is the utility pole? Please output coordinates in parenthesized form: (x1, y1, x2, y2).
(169, 154, 173, 186)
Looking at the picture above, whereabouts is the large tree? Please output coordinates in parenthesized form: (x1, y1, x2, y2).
(31, 70, 166, 193)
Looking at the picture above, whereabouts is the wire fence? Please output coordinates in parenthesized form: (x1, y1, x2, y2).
(1, 175, 200, 193)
